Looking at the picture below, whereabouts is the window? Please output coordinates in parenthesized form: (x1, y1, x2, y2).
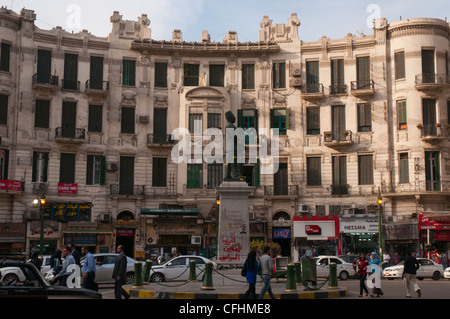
(356, 56, 371, 89)
(88, 104, 103, 133)
(187, 164, 203, 189)
(152, 158, 167, 187)
(59, 153, 75, 183)
(306, 157, 321, 186)
(332, 156, 347, 195)
(36, 49, 52, 84)
(422, 99, 437, 136)
(189, 113, 203, 133)
(357, 103, 372, 132)
(153, 108, 167, 143)
(122, 59, 136, 86)
(395, 51, 405, 80)
(306, 61, 319, 93)
(316, 205, 325, 217)
(0, 94, 8, 125)
(358, 154, 374, 185)
(121, 107, 135, 134)
(306, 107, 320, 135)
(422, 49, 435, 82)
(63, 53, 78, 90)
(425, 151, 440, 191)
(0, 149, 9, 179)
(89, 56, 104, 90)
(270, 109, 289, 135)
(242, 161, 260, 187)
(330, 59, 345, 94)
(32, 152, 49, 183)
(155, 62, 167, 88)
(332, 105, 346, 140)
(207, 113, 221, 129)
(207, 163, 223, 188)
(399, 153, 409, 184)
(237, 109, 258, 144)
(274, 163, 288, 195)
(61, 102, 77, 138)
(0, 42, 11, 72)
(86, 155, 105, 185)
(397, 100, 407, 130)
(119, 156, 134, 195)
(34, 100, 50, 129)
(273, 62, 286, 89)
(209, 64, 225, 87)
(242, 64, 255, 89)
(184, 64, 199, 86)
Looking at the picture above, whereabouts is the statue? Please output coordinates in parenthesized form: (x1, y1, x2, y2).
(224, 111, 245, 181)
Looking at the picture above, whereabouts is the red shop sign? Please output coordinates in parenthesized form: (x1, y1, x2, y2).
(0, 180, 22, 192)
(305, 225, 321, 235)
(116, 228, 134, 237)
(58, 183, 77, 194)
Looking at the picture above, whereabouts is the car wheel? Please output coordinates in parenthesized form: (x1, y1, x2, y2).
(339, 271, 349, 281)
(150, 273, 165, 283)
(2, 273, 19, 284)
(125, 272, 134, 284)
(432, 271, 441, 281)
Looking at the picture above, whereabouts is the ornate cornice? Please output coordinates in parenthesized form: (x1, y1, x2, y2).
(388, 22, 450, 40)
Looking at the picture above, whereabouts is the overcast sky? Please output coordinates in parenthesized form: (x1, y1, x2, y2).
(6, 0, 450, 42)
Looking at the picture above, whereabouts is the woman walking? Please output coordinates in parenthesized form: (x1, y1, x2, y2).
(242, 250, 260, 299)
(368, 252, 384, 297)
(354, 253, 369, 297)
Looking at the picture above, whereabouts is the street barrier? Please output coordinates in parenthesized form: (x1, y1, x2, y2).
(284, 263, 297, 292)
(133, 262, 144, 288)
(294, 261, 301, 285)
(328, 263, 338, 288)
(189, 259, 197, 282)
(143, 259, 152, 284)
(201, 261, 214, 290)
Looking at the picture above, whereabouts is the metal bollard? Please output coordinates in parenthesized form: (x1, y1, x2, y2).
(143, 259, 153, 284)
(294, 261, 302, 285)
(301, 257, 317, 285)
(201, 261, 215, 290)
(132, 262, 144, 288)
(189, 259, 197, 282)
(328, 262, 338, 288)
(285, 263, 297, 292)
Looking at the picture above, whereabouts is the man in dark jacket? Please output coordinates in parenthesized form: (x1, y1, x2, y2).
(402, 251, 421, 298)
(112, 245, 130, 299)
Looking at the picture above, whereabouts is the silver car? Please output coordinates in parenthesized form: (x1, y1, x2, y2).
(383, 258, 444, 280)
(150, 255, 216, 283)
(313, 255, 356, 280)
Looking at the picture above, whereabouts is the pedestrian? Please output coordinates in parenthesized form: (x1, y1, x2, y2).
(50, 249, 62, 273)
(442, 252, 448, 270)
(354, 252, 369, 297)
(382, 251, 390, 267)
(242, 250, 260, 299)
(30, 251, 42, 271)
(403, 251, 421, 298)
(69, 244, 81, 268)
(112, 245, 130, 299)
(368, 252, 384, 297)
(53, 246, 75, 286)
(393, 252, 401, 265)
(81, 246, 97, 291)
(258, 245, 276, 299)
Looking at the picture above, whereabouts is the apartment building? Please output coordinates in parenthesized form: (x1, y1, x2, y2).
(0, 7, 449, 261)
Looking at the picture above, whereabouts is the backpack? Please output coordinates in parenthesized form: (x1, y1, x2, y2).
(241, 262, 247, 277)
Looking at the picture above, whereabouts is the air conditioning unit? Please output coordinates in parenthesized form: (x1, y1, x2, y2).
(139, 115, 149, 123)
(106, 162, 119, 171)
(33, 182, 47, 191)
(191, 236, 201, 245)
(298, 204, 309, 213)
(147, 237, 157, 244)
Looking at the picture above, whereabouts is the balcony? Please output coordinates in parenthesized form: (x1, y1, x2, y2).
(323, 130, 353, 147)
(32, 73, 59, 91)
(55, 127, 86, 144)
(332, 184, 349, 196)
(329, 84, 347, 95)
(62, 79, 80, 91)
(110, 184, 145, 196)
(385, 180, 450, 197)
(301, 83, 324, 100)
(419, 124, 446, 143)
(415, 73, 448, 92)
(85, 80, 110, 97)
(350, 80, 374, 97)
(147, 133, 175, 148)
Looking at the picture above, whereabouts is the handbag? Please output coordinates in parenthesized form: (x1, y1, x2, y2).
(241, 263, 247, 277)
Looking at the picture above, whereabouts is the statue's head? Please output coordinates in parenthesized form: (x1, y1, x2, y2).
(225, 111, 235, 123)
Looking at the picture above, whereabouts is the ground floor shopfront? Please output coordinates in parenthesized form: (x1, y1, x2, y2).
(419, 213, 450, 261)
(340, 217, 379, 255)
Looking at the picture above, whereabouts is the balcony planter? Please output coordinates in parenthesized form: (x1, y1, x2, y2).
(342, 130, 349, 137)
(436, 123, 442, 128)
(416, 124, 423, 129)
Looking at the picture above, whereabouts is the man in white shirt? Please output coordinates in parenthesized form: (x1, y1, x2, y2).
(382, 251, 390, 267)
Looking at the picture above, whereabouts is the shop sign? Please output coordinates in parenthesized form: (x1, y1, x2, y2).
(58, 183, 77, 194)
(65, 234, 97, 245)
(0, 223, 26, 237)
(116, 228, 134, 237)
(0, 179, 22, 192)
(340, 219, 379, 233)
(273, 228, 291, 239)
(384, 223, 418, 240)
(305, 225, 321, 235)
(434, 231, 450, 241)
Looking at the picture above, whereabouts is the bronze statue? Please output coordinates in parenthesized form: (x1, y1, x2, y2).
(224, 111, 245, 181)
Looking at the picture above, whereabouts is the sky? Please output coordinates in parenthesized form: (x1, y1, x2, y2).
(4, 0, 450, 42)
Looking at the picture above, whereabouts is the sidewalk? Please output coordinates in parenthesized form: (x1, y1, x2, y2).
(124, 274, 348, 299)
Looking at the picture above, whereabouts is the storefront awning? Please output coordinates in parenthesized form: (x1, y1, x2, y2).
(0, 237, 26, 243)
(61, 230, 113, 234)
(141, 208, 200, 216)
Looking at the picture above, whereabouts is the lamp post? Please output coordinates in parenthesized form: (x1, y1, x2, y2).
(39, 195, 46, 256)
(377, 187, 383, 258)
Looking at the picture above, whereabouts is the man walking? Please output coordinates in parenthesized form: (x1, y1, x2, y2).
(81, 246, 96, 290)
(258, 246, 276, 299)
(403, 251, 421, 298)
(112, 245, 130, 299)
(54, 246, 75, 286)
(69, 244, 81, 268)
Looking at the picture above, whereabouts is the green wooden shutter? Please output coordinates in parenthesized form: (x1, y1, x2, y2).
(153, 108, 167, 143)
(32, 152, 37, 183)
(60, 153, 75, 183)
(237, 109, 243, 128)
(100, 156, 106, 185)
(285, 108, 290, 130)
(86, 155, 93, 185)
(37, 49, 52, 83)
(64, 53, 78, 89)
(90, 56, 104, 89)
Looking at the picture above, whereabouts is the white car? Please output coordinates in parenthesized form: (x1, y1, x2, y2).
(312, 256, 356, 280)
(27, 255, 53, 275)
(383, 258, 443, 280)
(0, 266, 27, 284)
(444, 267, 450, 279)
(150, 255, 216, 283)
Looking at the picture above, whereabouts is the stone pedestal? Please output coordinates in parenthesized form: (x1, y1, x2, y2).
(216, 181, 254, 265)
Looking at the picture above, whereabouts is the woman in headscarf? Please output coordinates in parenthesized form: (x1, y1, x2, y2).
(368, 252, 384, 297)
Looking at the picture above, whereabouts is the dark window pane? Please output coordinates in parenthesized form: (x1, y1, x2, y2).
(0, 94, 8, 125)
(35, 99, 50, 129)
(306, 107, 320, 135)
(155, 62, 167, 88)
(209, 65, 225, 87)
(0, 43, 11, 72)
(273, 62, 286, 89)
(60, 153, 75, 183)
(88, 104, 103, 132)
(152, 157, 167, 187)
(184, 64, 199, 86)
(242, 64, 255, 89)
(123, 59, 136, 86)
(121, 107, 135, 134)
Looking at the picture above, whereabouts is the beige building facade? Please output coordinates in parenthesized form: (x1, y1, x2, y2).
(0, 7, 449, 261)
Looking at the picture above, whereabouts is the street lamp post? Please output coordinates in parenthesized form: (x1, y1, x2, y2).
(377, 187, 383, 258)
(39, 195, 46, 256)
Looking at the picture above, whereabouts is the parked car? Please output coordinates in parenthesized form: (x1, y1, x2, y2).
(383, 258, 443, 280)
(0, 262, 101, 299)
(312, 256, 356, 280)
(338, 254, 359, 264)
(444, 267, 450, 279)
(150, 255, 216, 283)
(44, 253, 138, 285)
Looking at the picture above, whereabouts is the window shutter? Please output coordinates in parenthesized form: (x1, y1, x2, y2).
(32, 152, 37, 183)
(100, 156, 106, 185)
(60, 153, 75, 183)
(0, 43, 11, 72)
(86, 155, 93, 185)
(254, 159, 260, 187)
(0, 94, 8, 125)
(2, 149, 8, 180)
(42, 153, 48, 183)
(270, 109, 275, 128)
(37, 49, 52, 83)
(154, 108, 167, 143)
(285, 108, 290, 130)
(237, 109, 243, 128)
(90, 56, 104, 89)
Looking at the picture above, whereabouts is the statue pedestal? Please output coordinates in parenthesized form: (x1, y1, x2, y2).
(216, 181, 254, 266)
